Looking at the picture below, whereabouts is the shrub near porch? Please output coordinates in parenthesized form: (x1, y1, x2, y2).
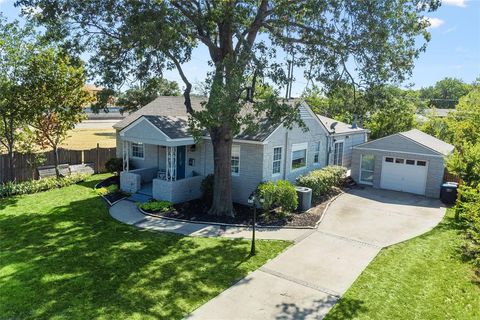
(0, 174, 290, 319)
(296, 165, 346, 200)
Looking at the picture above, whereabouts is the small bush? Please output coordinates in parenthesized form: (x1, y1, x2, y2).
(105, 158, 123, 175)
(256, 181, 277, 211)
(296, 165, 346, 200)
(276, 180, 298, 213)
(0, 174, 89, 198)
(96, 184, 118, 196)
(139, 200, 173, 213)
(200, 174, 214, 205)
(256, 180, 298, 214)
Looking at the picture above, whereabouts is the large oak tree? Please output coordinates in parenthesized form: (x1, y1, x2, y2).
(17, 0, 440, 216)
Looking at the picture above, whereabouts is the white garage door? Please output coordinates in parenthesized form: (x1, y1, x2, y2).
(380, 156, 428, 195)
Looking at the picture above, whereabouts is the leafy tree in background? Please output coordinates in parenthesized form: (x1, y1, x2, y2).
(304, 84, 421, 138)
(18, 0, 439, 216)
(117, 78, 180, 114)
(0, 18, 37, 181)
(94, 78, 181, 114)
(26, 49, 92, 178)
(419, 77, 472, 109)
(364, 86, 418, 139)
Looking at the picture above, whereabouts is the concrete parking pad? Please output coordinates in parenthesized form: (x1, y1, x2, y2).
(318, 187, 445, 247)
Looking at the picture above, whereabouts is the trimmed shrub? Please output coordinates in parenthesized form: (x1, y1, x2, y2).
(0, 174, 89, 198)
(139, 200, 173, 213)
(276, 180, 298, 213)
(256, 180, 298, 214)
(200, 174, 214, 205)
(296, 165, 346, 199)
(256, 181, 277, 211)
(105, 158, 123, 175)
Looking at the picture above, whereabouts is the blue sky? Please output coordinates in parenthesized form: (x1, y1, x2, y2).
(1, 0, 479, 96)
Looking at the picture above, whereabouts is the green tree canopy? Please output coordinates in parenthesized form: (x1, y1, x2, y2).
(26, 48, 92, 177)
(0, 17, 38, 180)
(419, 77, 472, 109)
(17, 0, 440, 215)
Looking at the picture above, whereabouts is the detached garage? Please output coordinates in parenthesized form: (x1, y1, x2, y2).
(351, 129, 454, 198)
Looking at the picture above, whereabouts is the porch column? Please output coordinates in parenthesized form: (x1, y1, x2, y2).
(166, 146, 177, 181)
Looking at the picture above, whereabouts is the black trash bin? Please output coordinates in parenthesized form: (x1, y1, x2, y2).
(440, 182, 458, 205)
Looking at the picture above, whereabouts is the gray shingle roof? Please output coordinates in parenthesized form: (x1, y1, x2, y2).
(316, 115, 367, 134)
(400, 129, 454, 156)
(143, 115, 191, 139)
(113, 96, 206, 130)
(116, 96, 281, 141)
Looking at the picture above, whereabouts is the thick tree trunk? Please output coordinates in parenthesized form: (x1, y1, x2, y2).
(208, 131, 234, 217)
(53, 145, 60, 179)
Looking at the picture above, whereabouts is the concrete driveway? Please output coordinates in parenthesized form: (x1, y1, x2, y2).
(187, 187, 445, 320)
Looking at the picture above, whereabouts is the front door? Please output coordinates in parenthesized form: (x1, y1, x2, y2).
(333, 141, 344, 165)
(176, 146, 186, 180)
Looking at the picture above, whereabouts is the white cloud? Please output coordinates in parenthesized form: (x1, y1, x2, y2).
(443, 0, 467, 8)
(425, 17, 445, 29)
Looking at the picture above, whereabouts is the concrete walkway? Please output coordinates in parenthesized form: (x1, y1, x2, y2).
(110, 200, 311, 242)
(109, 188, 446, 319)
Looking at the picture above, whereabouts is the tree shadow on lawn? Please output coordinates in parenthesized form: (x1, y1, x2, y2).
(0, 195, 18, 210)
(0, 179, 261, 319)
(276, 296, 367, 320)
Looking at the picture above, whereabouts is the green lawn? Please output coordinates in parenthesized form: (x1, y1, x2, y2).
(326, 209, 480, 320)
(0, 174, 290, 319)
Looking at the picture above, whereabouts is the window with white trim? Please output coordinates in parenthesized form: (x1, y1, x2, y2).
(231, 145, 240, 176)
(291, 143, 307, 170)
(313, 141, 321, 164)
(131, 142, 144, 159)
(272, 147, 282, 175)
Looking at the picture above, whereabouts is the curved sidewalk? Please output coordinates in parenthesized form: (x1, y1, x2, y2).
(109, 200, 313, 242)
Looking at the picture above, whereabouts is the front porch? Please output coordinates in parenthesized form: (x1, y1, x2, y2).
(118, 115, 206, 203)
(119, 143, 204, 204)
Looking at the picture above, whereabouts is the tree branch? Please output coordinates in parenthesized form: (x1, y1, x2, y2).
(165, 51, 194, 115)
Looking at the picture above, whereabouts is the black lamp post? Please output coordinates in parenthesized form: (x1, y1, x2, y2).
(248, 192, 264, 256)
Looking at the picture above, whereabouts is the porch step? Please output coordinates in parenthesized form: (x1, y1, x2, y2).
(127, 193, 152, 203)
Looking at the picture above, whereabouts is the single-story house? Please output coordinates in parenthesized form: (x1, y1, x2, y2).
(351, 129, 454, 198)
(113, 96, 368, 205)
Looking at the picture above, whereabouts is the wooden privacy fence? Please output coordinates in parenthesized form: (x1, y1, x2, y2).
(0, 145, 117, 183)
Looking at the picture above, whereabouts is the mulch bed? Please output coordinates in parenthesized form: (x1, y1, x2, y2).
(103, 190, 128, 204)
(143, 187, 343, 228)
(95, 175, 120, 188)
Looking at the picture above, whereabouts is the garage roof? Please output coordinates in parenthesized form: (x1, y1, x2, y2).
(400, 129, 454, 155)
(354, 129, 454, 156)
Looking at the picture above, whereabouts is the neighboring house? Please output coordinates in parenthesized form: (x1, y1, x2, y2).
(114, 96, 368, 205)
(416, 107, 455, 122)
(351, 129, 454, 198)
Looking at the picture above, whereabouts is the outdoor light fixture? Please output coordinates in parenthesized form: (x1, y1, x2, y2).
(248, 192, 264, 256)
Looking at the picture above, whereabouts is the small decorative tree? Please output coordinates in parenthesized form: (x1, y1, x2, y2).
(26, 49, 92, 178)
